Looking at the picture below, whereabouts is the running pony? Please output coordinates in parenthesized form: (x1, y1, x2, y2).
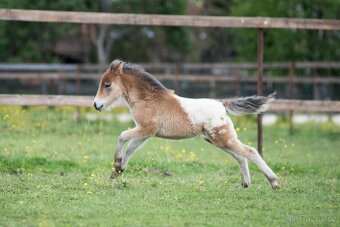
(94, 60, 280, 190)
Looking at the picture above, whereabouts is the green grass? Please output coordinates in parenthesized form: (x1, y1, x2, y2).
(0, 107, 339, 226)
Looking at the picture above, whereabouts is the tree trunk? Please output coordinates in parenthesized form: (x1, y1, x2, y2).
(95, 0, 113, 65)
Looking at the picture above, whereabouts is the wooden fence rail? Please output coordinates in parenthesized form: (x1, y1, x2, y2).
(1, 9, 339, 155)
(1, 73, 340, 84)
(2, 62, 340, 71)
(0, 95, 93, 107)
(1, 94, 339, 113)
(1, 9, 340, 30)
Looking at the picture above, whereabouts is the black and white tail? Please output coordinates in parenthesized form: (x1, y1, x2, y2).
(223, 92, 276, 116)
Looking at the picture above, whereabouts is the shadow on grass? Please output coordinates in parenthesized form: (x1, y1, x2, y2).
(0, 154, 314, 181)
(0, 156, 81, 174)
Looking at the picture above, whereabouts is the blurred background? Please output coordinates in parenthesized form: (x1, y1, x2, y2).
(1, 2, 340, 225)
(0, 0, 339, 100)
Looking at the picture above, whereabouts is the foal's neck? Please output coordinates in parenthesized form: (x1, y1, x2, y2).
(120, 74, 168, 107)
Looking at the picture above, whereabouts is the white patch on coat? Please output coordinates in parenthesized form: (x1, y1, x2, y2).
(175, 95, 234, 135)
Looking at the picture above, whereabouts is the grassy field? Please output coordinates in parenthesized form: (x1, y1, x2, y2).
(0, 106, 339, 226)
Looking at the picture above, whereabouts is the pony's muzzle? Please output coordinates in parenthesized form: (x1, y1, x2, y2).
(93, 102, 103, 111)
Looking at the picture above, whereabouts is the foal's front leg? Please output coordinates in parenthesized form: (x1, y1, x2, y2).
(110, 127, 153, 179)
(121, 137, 149, 170)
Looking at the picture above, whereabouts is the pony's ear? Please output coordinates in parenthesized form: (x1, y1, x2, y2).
(110, 59, 124, 74)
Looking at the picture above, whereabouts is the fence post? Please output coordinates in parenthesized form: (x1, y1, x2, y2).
(288, 62, 295, 134)
(236, 67, 241, 97)
(257, 28, 264, 157)
(174, 64, 180, 94)
(75, 65, 81, 123)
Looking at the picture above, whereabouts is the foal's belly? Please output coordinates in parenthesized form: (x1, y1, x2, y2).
(155, 134, 196, 140)
(155, 118, 202, 139)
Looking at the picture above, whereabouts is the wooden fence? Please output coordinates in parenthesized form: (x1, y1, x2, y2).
(1, 62, 339, 102)
(1, 9, 339, 30)
(1, 94, 339, 113)
(1, 9, 340, 155)
(2, 72, 340, 84)
(1, 62, 340, 85)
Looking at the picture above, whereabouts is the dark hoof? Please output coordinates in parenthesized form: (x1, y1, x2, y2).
(109, 169, 125, 179)
(109, 171, 119, 179)
(241, 182, 249, 188)
(114, 158, 122, 169)
(109, 172, 115, 180)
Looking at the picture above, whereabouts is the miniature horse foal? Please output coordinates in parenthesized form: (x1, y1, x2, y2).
(94, 60, 280, 190)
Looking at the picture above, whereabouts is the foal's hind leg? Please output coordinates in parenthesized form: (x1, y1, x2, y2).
(224, 151, 251, 188)
(228, 141, 280, 189)
(206, 135, 250, 187)
(207, 125, 280, 189)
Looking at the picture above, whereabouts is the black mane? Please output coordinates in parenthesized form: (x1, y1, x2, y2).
(122, 63, 168, 91)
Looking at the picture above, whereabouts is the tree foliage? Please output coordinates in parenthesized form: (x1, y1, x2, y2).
(0, 0, 96, 62)
(0, 0, 339, 63)
(230, 0, 340, 61)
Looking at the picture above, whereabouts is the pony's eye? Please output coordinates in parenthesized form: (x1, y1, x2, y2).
(104, 82, 111, 88)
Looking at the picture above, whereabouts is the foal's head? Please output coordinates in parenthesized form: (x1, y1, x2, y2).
(93, 59, 124, 111)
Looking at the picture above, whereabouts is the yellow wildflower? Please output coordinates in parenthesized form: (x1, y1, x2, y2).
(3, 114, 9, 120)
